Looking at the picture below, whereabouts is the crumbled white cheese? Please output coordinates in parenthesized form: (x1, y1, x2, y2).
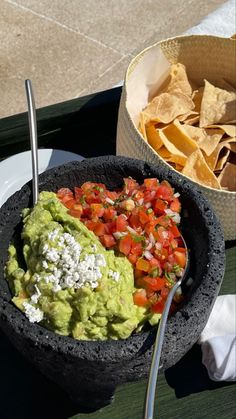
(30, 284, 41, 304)
(39, 230, 107, 292)
(48, 228, 59, 241)
(23, 301, 44, 323)
(42, 260, 48, 269)
(108, 270, 120, 282)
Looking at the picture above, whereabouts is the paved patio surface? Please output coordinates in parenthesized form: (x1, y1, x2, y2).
(0, 0, 226, 118)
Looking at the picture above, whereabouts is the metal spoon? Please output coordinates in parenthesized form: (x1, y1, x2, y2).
(25, 79, 39, 206)
(144, 238, 189, 419)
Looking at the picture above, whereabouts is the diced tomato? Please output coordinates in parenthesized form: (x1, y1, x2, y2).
(93, 222, 107, 236)
(61, 194, 75, 204)
(57, 188, 73, 199)
(173, 250, 186, 268)
(69, 204, 83, 218)
(74, 187, 83, 200)
(156, 181, 173, 202)
(84, 220, 97, 231)
(143, 190, 157, 202)
(152, 298, 165, 313)
(154, 199, 167, 215)
(128, 254, 138, 265)
(138, 209, 150, 225)
(81, 181, 95, 191)
(136, 258, 150, 272)
(129, 213, 141, 229)
(116, 214, 128, 231)
(133, 190, 144, 201)
(155, 215, 171, 228)
(143, 276, 166, 291)
(119, 234, 133, 256)
(100, 234, 116, 248)
(123, 178, 139, 195)
(156, 226, 173, 247)
(90, 203, 105, 218)
(103, 207, 117, 222)
(133, 289, 149, 307)
(86, 194, 101, 204)
(106, 190, 119, 201)
(131, 241, 143, 257)
(170, 197, 181, 213)
(144, 178, 159, 189)
(169, 223, 181, 238)
(161, 287, 169, 299)
(64, 198, 76, 209)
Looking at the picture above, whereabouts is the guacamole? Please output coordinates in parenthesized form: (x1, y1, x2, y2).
(5, 192, 160, 340)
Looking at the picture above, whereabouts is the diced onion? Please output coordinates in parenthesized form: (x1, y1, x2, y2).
(143, 250, 153, 260)
(105, 197, 115, 205)
(174, 192, 180, 198)
(149, 233, 155, 245)
(145, 242, 152, 251)
(127, 226, 137, 235)
(137, 198, 144, 205)
(113, 231, 124, 240)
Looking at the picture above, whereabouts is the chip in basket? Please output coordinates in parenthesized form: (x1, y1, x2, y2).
(139, 63, 236, 191)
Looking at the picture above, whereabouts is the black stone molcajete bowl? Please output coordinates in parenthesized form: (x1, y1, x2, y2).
(0, 156, 225, 410)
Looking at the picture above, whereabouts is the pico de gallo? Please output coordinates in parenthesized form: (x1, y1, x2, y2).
(57, 177, 187, 314)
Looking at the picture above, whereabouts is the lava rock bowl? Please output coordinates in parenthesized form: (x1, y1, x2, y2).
(0, 155, 225, 410)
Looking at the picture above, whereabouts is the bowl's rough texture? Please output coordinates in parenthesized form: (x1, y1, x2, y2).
(116, 34, 236, 240)
(0, 156, 225, 409)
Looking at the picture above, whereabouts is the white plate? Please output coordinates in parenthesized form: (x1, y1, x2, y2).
(0, 149, 84, 207)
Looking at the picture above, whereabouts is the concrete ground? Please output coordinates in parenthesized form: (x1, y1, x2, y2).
(0, 0, 226, 118)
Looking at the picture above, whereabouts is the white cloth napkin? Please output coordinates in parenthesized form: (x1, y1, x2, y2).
(198, 295, 236, 382)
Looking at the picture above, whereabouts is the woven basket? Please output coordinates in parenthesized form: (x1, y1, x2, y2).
(116, 34, 236, 241)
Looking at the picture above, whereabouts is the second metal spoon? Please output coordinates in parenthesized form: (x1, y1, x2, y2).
(144, 238, 189, 419)
(25, 79, 39, 206)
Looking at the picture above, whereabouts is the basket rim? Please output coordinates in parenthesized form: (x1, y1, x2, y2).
(125, 33, 236, 83)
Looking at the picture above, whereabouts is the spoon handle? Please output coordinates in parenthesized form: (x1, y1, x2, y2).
(144, 278, 182, 419)
(25, 79, 39, 206)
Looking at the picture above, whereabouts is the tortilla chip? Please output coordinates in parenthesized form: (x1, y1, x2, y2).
(199, 80, 236, 127)
(183, 114, 200, 125)
(162, 119, 198, 156)
(158, 130, 187, 163)
(157, 146, 171, 160)
(138, 112, 148, 141)
(215, 148, 230, 171)
(182, 149, 221, 189)
(192, 87, 204, 113)
(145, 123, 163, 151)
(182, 125, 223, 156)
(225, 138, 236, 153)
(166, 63, 192, 97)
(143, 91, 195, 124)
(177, 111, 198, 122)
(165, 153, 187, 167)
(218, 163, 236, 191)
(204, 138, 236, 171)
(205, 125, 236, 138)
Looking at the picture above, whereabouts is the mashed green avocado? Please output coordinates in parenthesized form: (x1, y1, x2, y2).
(5, 192, 161, 340)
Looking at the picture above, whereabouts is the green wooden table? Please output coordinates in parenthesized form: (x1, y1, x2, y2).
(0, 88, 235, 419)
